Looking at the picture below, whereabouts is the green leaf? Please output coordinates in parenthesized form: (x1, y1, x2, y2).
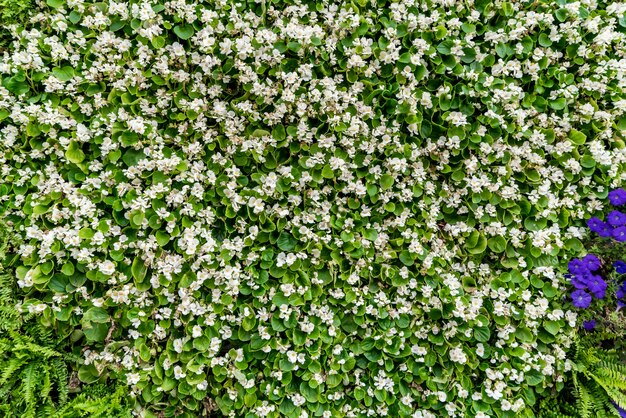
(299, 382, 319, 403)
(399, 250, 414, 266)
(272, 124, 286, 141)
(122, 149, 145, 166)
(272, 293, 289, 306)
(61, 262, 75, 276)
(193, 336, 211, 352)
(474, 326, 490, 342)
(466, 230, 480, 248)
(139, 343, 151, 361)
(83, 322, 109, 342)
(55, 307, 72, 321)
(82, 307, 109, 324)
(568, 129, 586, 145)
(538, 33, 552, 47)
(544, 320, 560, 335)
(155, 231, 170, 246)
(173, 24, 195, 40)
(461, 23, 476, 33)
(436, 41, 452, 55)
(525, 369, 544, 386)
(380, 174, 394, 190)
(327, 374, 342, 388)
(68, 11, 81, 23)
(46, 0, 64, 8)
(151, 36, 166, 49)
(363, 229, 378, 241)
(487, 236, 507, 253)
(467, 233, 487, 254)
(549, 98, 566, 110)
(434, 25, 447, 39)
(580, 154, 596, 168)
(131, 211, 145, 228)
(515, 327, 534, 343)
(65, 141, 85, 164)
(564, 238, 583, 252)
(501, 2, 514, 16)
(279, 359, 294, 371)
(277, 232, 297, 251)
(251, 129, 270, 138)
(78, 365, 100, 384)
(52, 66, 74, 81)
(341, 357, 356, 372)
(242, 316, 256, 331)
(4, 77, 29, 95)
(555, 8, 568, 22)
(321, 164, 334, 179)
(132, 257, 148, 282)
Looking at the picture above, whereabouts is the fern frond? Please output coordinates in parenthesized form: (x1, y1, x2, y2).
(51, 358, 69, 406)
(577, 377, 593, 418)
(40, 367, 52, 401)
(589, 381, 610, 418)
(22, 362, 37, 409)
(0, 357, 27, 385)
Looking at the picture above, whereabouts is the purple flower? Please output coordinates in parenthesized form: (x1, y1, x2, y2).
(571, 290, 592, 308)
(617, 282, 626, 300)
(607, 210, 626, 227)
(570, 274, 589, 290)
(598, 223, 615, 238)
(582, 254, 601, 271)
(568, 259, 587, 276)
(608, 188, 626, 206)
(587, 217, 606, 234)
(587, 276, 607, 297)
(614, 226, 626, 242)
(615, 260, 626, 275)
(591, 287, 606, 299)
(583, 320, 596, 331)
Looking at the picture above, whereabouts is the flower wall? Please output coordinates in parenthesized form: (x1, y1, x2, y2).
(1, 0, 626, 417)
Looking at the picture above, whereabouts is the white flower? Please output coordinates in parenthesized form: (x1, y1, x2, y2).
(18, 269, 35, 288)
(192, 325, 203, 338)
(173, 366, 186, 380)
(126, 372, 141, 385)
(449, 347, 467, 364)
(173, 338, 185, 353)
(99, 260, 116, 276)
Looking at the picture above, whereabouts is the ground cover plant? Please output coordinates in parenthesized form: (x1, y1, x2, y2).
(1, 0, 626, 416)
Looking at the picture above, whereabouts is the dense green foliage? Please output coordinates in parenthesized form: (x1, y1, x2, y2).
(0, 0, 35, 51)
(536, 335, 626, 418)
(0, 223, 132, 417)
(1, 0, 626, 416)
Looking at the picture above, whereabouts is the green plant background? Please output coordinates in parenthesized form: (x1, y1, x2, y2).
(1, 0, 626, 416)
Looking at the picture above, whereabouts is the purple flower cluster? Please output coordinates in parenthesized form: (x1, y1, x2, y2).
(586, 189, 626, 241)
(568, 254, 605, 308)
(587, 212, 626, 241)
(568, 189, 626, 313)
